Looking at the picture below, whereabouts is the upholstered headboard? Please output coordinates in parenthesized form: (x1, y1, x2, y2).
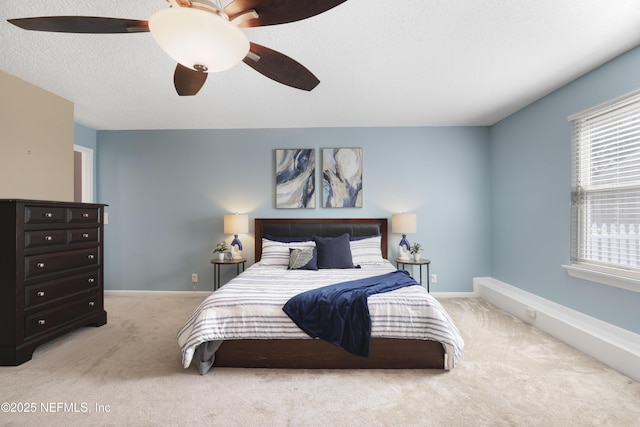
(254, 218, 388, 261)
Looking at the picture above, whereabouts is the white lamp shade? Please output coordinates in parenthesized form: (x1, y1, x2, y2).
(391, 213, 417, 234)
(149, 7, 249, 73)
(224, 214, 249, 234)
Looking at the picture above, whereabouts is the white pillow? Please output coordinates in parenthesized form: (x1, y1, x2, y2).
(259, 238, 316, 265)
(350, 235, 384, 264)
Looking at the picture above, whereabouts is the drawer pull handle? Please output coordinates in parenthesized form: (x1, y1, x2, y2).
(82, 213, 90, 218)
(88, 254, 95, 260)
(88, 278, 95, 283)
(88, 301, 95, 307)
(45, 212, 53, 218)
(44, 235, 53, 241)
(37, 262, 45, 268)
(37, 291, 45, 297)
(83, 233, 89, 238)
(38, 320, 46, 325)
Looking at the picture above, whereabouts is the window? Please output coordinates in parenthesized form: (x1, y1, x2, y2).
(567, 90, 640, 292)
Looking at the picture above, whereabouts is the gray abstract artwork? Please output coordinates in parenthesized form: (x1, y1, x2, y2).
(322, 148, 363, 208)
(275, 149, 316, 208)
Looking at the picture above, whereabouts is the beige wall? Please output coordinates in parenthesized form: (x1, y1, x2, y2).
(0, 69, 74, 201)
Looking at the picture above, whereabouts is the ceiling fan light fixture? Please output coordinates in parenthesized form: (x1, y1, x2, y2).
(149, 6, 249, 73)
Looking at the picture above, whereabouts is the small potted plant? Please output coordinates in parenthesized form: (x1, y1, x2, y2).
(410, 243, 423, 261)
(213, 241, 229, 261)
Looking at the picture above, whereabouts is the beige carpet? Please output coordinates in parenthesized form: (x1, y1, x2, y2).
(1, 294, 638, 426)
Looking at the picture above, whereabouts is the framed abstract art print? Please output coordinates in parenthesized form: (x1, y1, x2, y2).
(275, 149, 316, 208)
(322, 148, 363, 208)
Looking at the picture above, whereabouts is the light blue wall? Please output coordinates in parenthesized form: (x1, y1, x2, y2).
(491, 46, 640, 333)
(96, 127, 491, 292)
(74, 123, 97, 151)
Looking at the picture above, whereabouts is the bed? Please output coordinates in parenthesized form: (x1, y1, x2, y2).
(178, 218, 464, 374)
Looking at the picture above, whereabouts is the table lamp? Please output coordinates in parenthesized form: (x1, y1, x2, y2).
(392, 213, 416, 261)
(224, 213, 249, 259)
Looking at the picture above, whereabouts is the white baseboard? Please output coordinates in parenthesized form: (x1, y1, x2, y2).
(105, 290, 211, 298)
(430, 291, 478, 298)
(474, 277, 640, 382)
(106, 290, 477, 299)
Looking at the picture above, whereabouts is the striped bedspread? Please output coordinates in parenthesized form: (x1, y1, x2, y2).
(177, 260, 464, 372)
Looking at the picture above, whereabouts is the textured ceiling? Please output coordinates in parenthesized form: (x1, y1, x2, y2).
(2, 0, 640, 130)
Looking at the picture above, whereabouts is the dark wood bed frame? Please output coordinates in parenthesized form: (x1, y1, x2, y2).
(213, 218, 445, 369)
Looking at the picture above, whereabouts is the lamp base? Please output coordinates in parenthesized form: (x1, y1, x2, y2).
(231, 245, 243, 259)
(398, 245, 410, 261)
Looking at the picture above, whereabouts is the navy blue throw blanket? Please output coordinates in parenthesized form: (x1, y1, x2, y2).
(282, 270, 419, 357)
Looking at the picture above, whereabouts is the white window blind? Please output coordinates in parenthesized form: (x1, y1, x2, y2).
(570, 90, 640, 283)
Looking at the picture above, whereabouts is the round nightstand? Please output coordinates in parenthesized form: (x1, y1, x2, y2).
(395, 258, 431, 292)
(210, 258, 246, 290)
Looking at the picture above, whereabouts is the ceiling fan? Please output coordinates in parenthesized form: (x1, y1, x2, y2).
(7, 0, 348, 96)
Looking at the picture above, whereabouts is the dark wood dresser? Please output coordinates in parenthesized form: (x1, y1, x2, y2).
(0, 199, 107, 365)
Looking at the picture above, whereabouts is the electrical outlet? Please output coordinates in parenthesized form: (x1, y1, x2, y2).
(191, 273, 198, 283)
(430, 274, 438, 283)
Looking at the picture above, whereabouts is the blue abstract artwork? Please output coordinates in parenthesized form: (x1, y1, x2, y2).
(275, 149, 316, 208)
(322, 148, 363, 208)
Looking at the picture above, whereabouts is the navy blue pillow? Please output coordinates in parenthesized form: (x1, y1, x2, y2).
(314, 233, 355, 269)
(266, 234, 313, 243)
(288, 247, 318, 270)
(350, 233, 382, 241)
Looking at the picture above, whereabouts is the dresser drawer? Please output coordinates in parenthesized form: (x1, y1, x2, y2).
(25, 293, 100, 338)
(68, 228, 98, 244)
(25, 270, 100, 309)
(24, 206, 66, 224)
(25, 248, 100, 279)
(68, 207, 99, 224)
(24, 230, 67, 248)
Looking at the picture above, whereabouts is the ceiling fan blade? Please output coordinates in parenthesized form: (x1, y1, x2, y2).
(225, 0, 348, 27)
(174, 64, 208, 96)
(7, 17, 149, 33)
(243, 42, 320, 91)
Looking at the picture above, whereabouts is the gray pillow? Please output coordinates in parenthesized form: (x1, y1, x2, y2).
(288, 247, 318, 270)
